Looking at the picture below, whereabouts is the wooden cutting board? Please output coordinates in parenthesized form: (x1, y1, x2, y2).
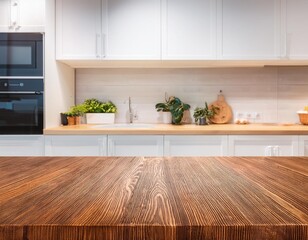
(209, 93, 232, 124)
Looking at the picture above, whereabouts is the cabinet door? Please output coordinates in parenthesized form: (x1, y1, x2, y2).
(164, 135, 228, 156)
(0, 135, 44, 156)
(108, 135, 163, 156)
(18, 0, 45, 32)
(56, 0, 102, 59)
(0, 0, 45, 32)
(45, 135, 107, 156)
(0, 0, 14, 32)
(218, 0, 281, 59)
(162, 0, 216, 60)
(285, 0, 308, 59)
(299, 136, 308, 156)
(105, 0, 161, 59)
(229, 135, 299, 156)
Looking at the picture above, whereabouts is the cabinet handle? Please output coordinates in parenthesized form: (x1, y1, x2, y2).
(273, 146, 280, 156)
(102, 33, 106, 58)
(265, 146, 272, 156)
(95, 34, 101, 58)
(10, 0, 19, 30)
(98, 138, 107, 156)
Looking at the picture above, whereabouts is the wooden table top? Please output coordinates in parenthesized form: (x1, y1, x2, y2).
(0, 156, 307, 240)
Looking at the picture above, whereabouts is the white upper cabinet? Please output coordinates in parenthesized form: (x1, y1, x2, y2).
(0, 0, 11, 31)
(285, 0, 308, 59)
(218, 0, 281, 59)
(0, 0, 44, 32)
(54, 0, 308, 62)
(162, 0, 216, 60)
(56, 0, 102, 59)
(104, 0, 161, 59)
(18, 0, 45, 32)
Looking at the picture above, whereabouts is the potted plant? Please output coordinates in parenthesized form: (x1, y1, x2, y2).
(64, 104, 86, 125)
(193, 102, 219, 125)
(83, 98, 117, 124)
(156, 96, 190, 125)
(71, 104, 87, 125)
(64, 111, 76, 125)
(155, 96, 172, 124)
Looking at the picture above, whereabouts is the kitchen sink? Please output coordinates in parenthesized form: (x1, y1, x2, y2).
(91, 123, 155, 129)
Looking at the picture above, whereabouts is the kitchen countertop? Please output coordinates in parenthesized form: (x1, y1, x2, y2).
(0, 156, 307, 240)
(44, 123, 308, 135)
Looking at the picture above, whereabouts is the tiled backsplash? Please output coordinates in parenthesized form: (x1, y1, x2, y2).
(76, 67, 308, 124)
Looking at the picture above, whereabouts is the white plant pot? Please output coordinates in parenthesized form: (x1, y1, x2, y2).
(86, 113, 115, 124)
(161, 112, 172, 124)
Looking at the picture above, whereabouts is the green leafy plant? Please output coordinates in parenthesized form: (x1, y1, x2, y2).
(155, 97, 171, 112)
(65, 104, 86, 117)
(193, 102, 219, 124)
(83, 98, 117, 113)
(156, 96, 190, 125)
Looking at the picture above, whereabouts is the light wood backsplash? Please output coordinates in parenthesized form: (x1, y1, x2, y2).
(76, 67, 308, 124)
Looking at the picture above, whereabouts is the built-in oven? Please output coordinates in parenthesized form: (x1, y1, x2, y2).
(0, 79, 43, 134)
(0, 33, 43, 77)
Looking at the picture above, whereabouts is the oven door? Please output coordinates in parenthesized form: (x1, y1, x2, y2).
(0, 33, 43, 77)
(0, 91, 43, 134)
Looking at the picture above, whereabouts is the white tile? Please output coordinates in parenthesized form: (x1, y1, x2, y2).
(278, 67, 308, 85)
(75, 67, 306, 124)
(278, 84, 308, 123)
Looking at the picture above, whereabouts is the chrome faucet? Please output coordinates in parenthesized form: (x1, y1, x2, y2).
(128, 96, 133, 123)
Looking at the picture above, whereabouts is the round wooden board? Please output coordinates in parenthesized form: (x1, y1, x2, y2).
(209, 94, 232, 124)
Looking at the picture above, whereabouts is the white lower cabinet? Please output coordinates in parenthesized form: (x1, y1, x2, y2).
(164, 135, 228, 156)
(228, 135, 299, 156)
(1, 134, 305, 157)
(107, 135, 163, 156)
(299, 136, 308, 156)
(0, 135, 44, 156)
(44, 135, 107, 156)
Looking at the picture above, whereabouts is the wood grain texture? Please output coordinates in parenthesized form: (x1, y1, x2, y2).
(44, 123, 308, 135)
(0, 156, 307, 240)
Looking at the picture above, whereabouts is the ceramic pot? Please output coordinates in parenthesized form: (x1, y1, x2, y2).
(161, 111, 172, 124)
(60, 113, 68, 126)
(86, 113, 115, 124)
(67, 116, 76, 125)
(196, 118, 208, 125)
(75, 116, 82, 125)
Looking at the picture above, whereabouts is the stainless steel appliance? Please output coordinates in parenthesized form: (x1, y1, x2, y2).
(0, 33, 43, 77)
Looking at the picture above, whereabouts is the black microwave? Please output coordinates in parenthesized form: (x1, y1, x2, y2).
(0, 33, 43, 77)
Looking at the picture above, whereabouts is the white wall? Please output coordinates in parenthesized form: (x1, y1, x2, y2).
(76, 67, 308, 124)
(45, 0, 75, 128)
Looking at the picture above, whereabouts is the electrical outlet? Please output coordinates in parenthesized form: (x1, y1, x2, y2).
(235, 111, 262, 121)
(235, 112, 244, 119)
(251, 112, 260, 118)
